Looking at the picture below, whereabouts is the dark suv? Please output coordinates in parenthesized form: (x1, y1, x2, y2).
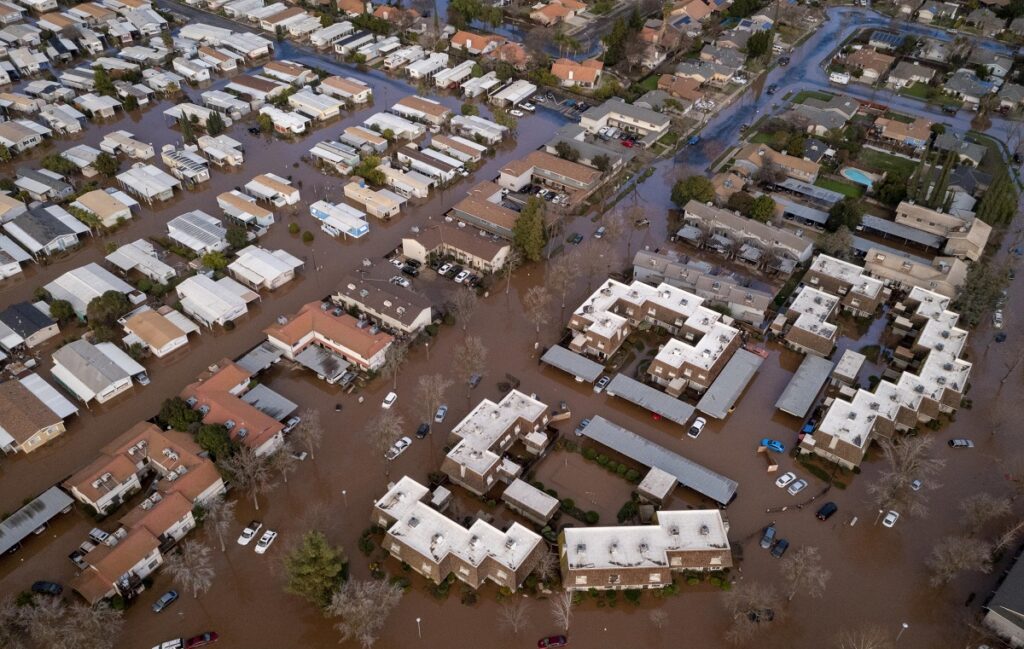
(415, 423, 430, 439)
(816, 502, 838, 521)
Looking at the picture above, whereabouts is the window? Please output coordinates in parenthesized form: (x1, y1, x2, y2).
(649, 573, 662, 583)
(710, 557, 722, 566)
(391, 543, 401, 553)
(683, 369, 692, 377)
(459, 566, 470, 576)
(670, 557, 682, 567)
(608, 574, 620, 585)
(496, 570, 507, 580)
(809, 276, 819, 284)
(575, 575, 588, 586)
(654, 366, 663, 374)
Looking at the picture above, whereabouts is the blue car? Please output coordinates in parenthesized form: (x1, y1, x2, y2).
(760, 438, 785, 453)
(152, 590, 179, 613)
(687, 135, 701, 146)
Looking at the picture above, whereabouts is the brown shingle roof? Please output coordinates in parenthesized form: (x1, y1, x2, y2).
(0, 380, 60, 446)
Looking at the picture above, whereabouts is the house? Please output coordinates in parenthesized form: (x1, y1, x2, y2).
(258, 105, 309, 134)
(395, 146, 459, 183)
(167, 210, 227, 254)
(441, 390, 550, 494)
(873, 116, 933, 149)
(917, 1, 958, 23)
(406, 52, 449, 80)
(319, 75, 372, 103)
(202, 89, 250, 119)
(14, 167, 72, 201)
(392, 95, 452, 126)
(217, 190, 274, 229)
(0, 373, 76, 453)
(968, 48, 1013, 79)
(52, 339, 145, 405)
(265, 300, 393, 372)
(373, 476, 545, 591)
(965, 7, 1006, 35)
(228, 245, 302, 291)
(0, 234, 27, 278)
(172, 56, 212, 83)
(331, 275, 432, 334)
(945, 69, 994, 107)
(430, 134, 486, 164)
(0, 91, 44, 114)
(44, 262, 142, 318)
(71, 189, 135, 228)
(0, 302, 57, 350)
(197, 45, 241, 72)
(733, 143, 821, 183)
(116, 164, 180, 204)
(887, 61, 935, 88)
(4, 204, 88, 257)
(245, 173, 299, 206)
(333, 30, 375, 57)
(122, 306, 197, 358)
(579, 98, 671, 146)
(310, 199, 369, 239)
(363, 111, 424, 140)
(343, 181, 403, 219)
(0, 119, 48, 153)
(983, 552, 1024, 646)
(378, 164, 432, 199)
(224, 74, 287, 105)
(197, 134, 244, 167)
(551, 58, 604, 89)
(658, 73, 706, 105)
(530, 0, 584, 25)
(40, 103, 86, 135)
(499, 150, 601, 199)
(309, 21, 354, 49)
(449, 29, 503, 55)
(450, 114, 508, 144)
(561, 510, 732, 590)
(175, 274, 255, 328)
(491, 79, 537, 107)
(340, 125, 388, 153)
(181, 360, 286, 455)
(868, 30, 904, 50)
(309, 140, 360, 174)
(101, 130, 154, 159)
(262, 60, 315, 85)
(449, 181, 522, 238)
(999, 83, 1024, 111)
(845, 48, 894, 82)
(288, 89, 344, 121)
(402, 223, 511, 273)
(105, 238, 176, 284)
(485, 42, 529, 70)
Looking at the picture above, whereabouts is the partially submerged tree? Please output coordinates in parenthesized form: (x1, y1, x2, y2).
(327, 579, 404, 648)
(414, 373, 453, 427)
(292, 407, 323, 460)
(833, 625, 894, 649)
(448, 288, 479, 333)
(671, 174, 714, 206)
(549, 591, 573, 633)
(927, 535, 993, 586)
(165, 540, 216, 599)
(284, 530, 348, 609)
(722, 582, 780, 645)
(453, 335, 488, 404)
(498, 598, 531, 636)
(219, 445, 276, 511)
(200, 494, 236, 552)
(816, 226, 853, 258)
(512, 197, 547, 262)
(959, 492, 1012, 533)
(868, 436, 945, 518)
(380, 342, 408, 391)
(781, 546, 831, 601)
(365, 410, 404, 477)
(522, 285, 552, 346)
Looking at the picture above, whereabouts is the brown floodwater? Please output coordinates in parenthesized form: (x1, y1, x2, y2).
(1, 18, 1022, 649)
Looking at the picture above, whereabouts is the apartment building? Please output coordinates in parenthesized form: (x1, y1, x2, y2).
(680, 200, 814, 272)
(498, 150, 601, 200)
(332, 275, 432, 334)
(265, 300, 393, 371)
(802, 254, 886, 318)
(893, 201, 991, 262)
(862, 247, 967, 298)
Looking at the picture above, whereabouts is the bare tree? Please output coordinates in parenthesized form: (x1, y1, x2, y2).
(532, 549, 558, 584)
(1001, 454, 1024, 500)
(365, 410, 405, 477)
(273, 444, 299, 484)
(22, 596, 65, 647)
(414, 373, 453, 426)
(522, 285, 552, 346)
(549, 591, 573, 633)
(292, 407, 323, 460)
(165, 540, 216, 599)
(64, 600, 124, 649)
(0, 597, 26, 649)
(498, 598, 531, 636)
(959, 492, 1012, 533)
(623, 204, 645, 260)
(546, 252, 583, 322)
(780, 546, 831, 601)
(327, 579, 404, 649)
(722, 582, 780, 645)
(219, 445, 276, 511)
(834, 625, 894, 649)
(927, 535, 993, 586)
(453, 335, 488, 404)
(993, 519, 1024, 555)
(868, 437, 945, 518)
(448, 288, 479, 333)
(380, 342, 409, 391)
(649, 609, 669, 630)
(200, 494, 236, 552)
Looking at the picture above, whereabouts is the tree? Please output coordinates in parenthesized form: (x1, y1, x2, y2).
(727, 191, 755, 215)
(722, 582, 780, 645)
(874, 170, 908, 206)
(380, 342, 408, 391)
(219, 445, 276, 510)
(49, 299, 76, 324)
(206, 111, 226, 136)
(816, 226, 853, 258)
(826, 197, 863, 232)
(226, 225, 248, 249)
(41, 154, 77, 176)
(532, 549, 558, 584)
(292, 407, 324, 460)
(959, 492, 1012, 533)
(448, 288, 479, 333)
(0, 144, 11, 163)
(554, 141, 580, 162)
(177, 116, 196, 143)
(86, 290, 130, 328)
(953, 261, 1009, 326)
(592, 154, 611, 172)
(781, 546, 831, 601)
(927, 535, 993, 586)
(460, 102, 478, 116)
(165, 540, 216, 598)
(748, 195, 776, 223)
(834, 626, 894, 649)
(365, 410, 404, 476)
(159, 396, 202, 431)
(327, 580, 403, 648)
(258, 112, 274, 133)
(649, 609, 669, 630)
(671, 174, 714, 206)
(272, 443, 298, 484)
(868, 437, 945, 518)
(200, 494, 236, 552)
(196, 424, 234, 461)
(746, 29, 772, 59)
(93, 152, 119, 177)
(414, 373, 452, 427)
(512, 197, 547, 262)
(602, 18, 631, 66)
(522, 285, 551, 346)
(453, 335, 488, 404)
(285, 530, 347, 609)
(546, 251, 583, 321)
(498, 598, 531, 636)
(549, 590, 573, 632)
(202, 251, 229, 271)
(93, 67, 115, 95)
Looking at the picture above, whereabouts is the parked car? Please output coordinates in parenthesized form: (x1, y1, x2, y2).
(779, 56, 791, 66)
(787, 479, 808, 496)
(537, 636, 568, 648)
(390, 276, 411, 288)
(759, 524, 776, 549)
(152, 590, 179, 613)
(415, 423, 430, 439)
(521, 102, 535, 112)
(247, 126, 261, 135)
(389, 257, 403, 268)
(948, 439, 975, 448)
(254, 530, 277, 554)
(760, 438, 785, 453)
(770, 539, 790, 558)
(237, 521, 262, 546)
(382, 392, 398, 409)
(469, 373, 482, 388)
(283, 416, 301, 433)
(593, 376, 610, 393)
(815, 502, 838, 521)
(31, 581, 62, 596)
(774, 472, 796, 488)
(993, 310, 1004, 329)
(385, 436, 412, 460)
(687, 416, 707, 439)
(687, 135, 701, 146)
(882, 510, 900, 528)
(594, 226, 606, 238)
(434, 405, 448, 423)
(185, 632, 219, 648)
(621, 139, 634, 148)
(766, 84, 779, 95)
(509, 109, 524, 117)
(910, 479, 922, 491)
(401, 265, 420, 277)
(575, 418, 591, 436)
(567, 232, 584, 244)
(405, 258, 422, 269)
(454, 270, 471, 283)
(437, 262, 453, 276)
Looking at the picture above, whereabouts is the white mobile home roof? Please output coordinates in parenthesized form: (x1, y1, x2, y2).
(492, 79, 536, 105)
(44, 262, 135, 317)
(20, 372, 77, 419)
(177, 274, 249, 324)
(228, 245, 302, 286)
(105, 239, 176, 283)
(117, 164, 180, 198)
(167, 210, 226, 252)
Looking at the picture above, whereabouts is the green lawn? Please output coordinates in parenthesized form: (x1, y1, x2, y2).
(899, 81, 962, 108)
(815, 176, 865, 198)
(899, 81, 931, 100)
(967, 132, 1006, 178)
(881, 111, 915, 124)
(857, 148, 917, 176)
(748, 132, 774, 144)
(636, 74, 659, 92)
(791, 90, 834, 105)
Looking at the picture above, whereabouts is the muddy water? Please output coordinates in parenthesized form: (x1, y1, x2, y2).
(0, 24, 1021, 649)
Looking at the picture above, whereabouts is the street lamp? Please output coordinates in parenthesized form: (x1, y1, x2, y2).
(416, 617, 422, 639)
(341, 490, 348, 507)
(875, 509, 884, 525)
(896, 623, 908, 642)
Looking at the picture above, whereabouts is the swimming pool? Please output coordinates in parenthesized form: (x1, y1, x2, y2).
(840, 167, 876, 188)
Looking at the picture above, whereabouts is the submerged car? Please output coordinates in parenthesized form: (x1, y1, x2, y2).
(434, 404, 448, 423)
(385, 436, 412, 461)
(254, 530, 277, 555)
(382, 392, 398, 409)
(882, 511, 900, 528)
(771, 539, 790, 558)
(787, 479, 808, 496)
(774, 472, 796, 488)
(687, 417, 707, 439)
(948, 439, 975, 448)
(237, 521, 262, 546)
(760, 438, 785, 453)
(152, 590, 179, 613)
(759, 524, 776, 549)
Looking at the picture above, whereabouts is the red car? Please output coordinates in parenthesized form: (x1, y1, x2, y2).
(621, 139, 634, 148)
(185, 633, 219, 648)
(538, 636, 568, 648)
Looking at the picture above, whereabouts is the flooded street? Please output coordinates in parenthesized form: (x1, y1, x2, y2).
(0, 7, 1021, 649)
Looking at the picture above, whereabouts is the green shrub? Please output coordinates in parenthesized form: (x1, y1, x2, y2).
(686, 577, 699, 586)
(616, 465, 627, 476)
(560, 498, 575, 510)
(544, 488, 558, 498)
(709, 576, 722, 587)
(288, 222, 300, 234)
(605, 460, 618, 472)
(302, 230, 314, 243)
(596, 454, 609, 466)
(584, 511, 600, 525)
(624, 589, 642, 604)
(625, 469, 641, 482)
(583, 448, 597, 460)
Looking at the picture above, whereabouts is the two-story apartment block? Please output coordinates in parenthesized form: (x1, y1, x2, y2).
(331, 275, 432, 334)
(265, 300, 394, 372)
(802, 253, 886, 318)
